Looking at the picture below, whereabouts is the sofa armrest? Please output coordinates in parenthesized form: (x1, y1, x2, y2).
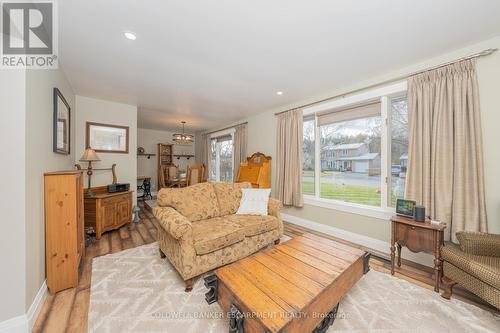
(153, 206, 193, 240)
(268, 198, 282, 218)
(456, 231, 500, 257)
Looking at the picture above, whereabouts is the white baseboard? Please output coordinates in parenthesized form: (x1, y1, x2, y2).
(0, 280, 48, 333)
(27, 280, 48, 330)
(0, 315, 28, 333)
(281, 213, 434, 267)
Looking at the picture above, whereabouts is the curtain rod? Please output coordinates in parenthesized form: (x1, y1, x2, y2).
(203, 121, 248, 136)
(274, 48, 498, 116)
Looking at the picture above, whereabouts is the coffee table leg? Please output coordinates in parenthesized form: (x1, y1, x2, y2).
(229, 304, 244, 333)
(204, 275, 218, 304)
(313, 303, 339, 333)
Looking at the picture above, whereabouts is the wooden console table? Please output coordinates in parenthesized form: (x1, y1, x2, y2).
(390, 215, 446, 292)
(84, 186, 132, 239)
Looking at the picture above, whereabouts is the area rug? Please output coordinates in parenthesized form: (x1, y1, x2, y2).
(88, 242, 500, 333)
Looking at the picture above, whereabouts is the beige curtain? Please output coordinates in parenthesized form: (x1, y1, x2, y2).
(275, 109, 304, 207)
(405, 59, 488, 242)
(200, 133, 211, 181)
(233, 123, 248, 181)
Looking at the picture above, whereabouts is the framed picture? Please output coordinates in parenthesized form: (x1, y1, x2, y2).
(86, 122, 129, 153)
(396, 199, 416, 218)
(53, 88, 71, 154)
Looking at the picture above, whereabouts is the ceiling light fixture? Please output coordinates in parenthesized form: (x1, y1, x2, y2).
(173, 121, 194, 145)
(276, 91, 283, 95)
(123, 31, 137, 40)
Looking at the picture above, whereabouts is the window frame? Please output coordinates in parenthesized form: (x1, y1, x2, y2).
(303, 81, 408, 219)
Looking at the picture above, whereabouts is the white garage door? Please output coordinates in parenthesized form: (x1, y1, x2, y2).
(353, 161, 369, 173)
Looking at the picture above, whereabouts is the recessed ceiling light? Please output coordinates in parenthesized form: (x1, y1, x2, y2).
(276, 91, 283, 95)
(124, 31, 137, 40)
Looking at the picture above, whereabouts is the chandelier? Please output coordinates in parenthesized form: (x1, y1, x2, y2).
(173, 121, 194, 144)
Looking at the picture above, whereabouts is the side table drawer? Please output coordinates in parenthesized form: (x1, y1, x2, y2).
(395, 223, 434, 253)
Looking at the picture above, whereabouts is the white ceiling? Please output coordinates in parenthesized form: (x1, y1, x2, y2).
(59, 0, 500, 132)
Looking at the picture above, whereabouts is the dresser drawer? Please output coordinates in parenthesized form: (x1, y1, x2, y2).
(101, 194, 127, 206)
(394, 222, 434, 253)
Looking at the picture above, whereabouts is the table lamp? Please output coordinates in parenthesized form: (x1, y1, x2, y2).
(80, 147, 101, 197)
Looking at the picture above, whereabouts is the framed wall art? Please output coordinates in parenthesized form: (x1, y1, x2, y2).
(53, 88, 71, 155)
(86, 122, 129, 153)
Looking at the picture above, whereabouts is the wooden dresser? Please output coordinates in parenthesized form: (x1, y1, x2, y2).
(84, 186, 132, 239)
(390, 215, 446, 292)
(44, 170, 85, 295)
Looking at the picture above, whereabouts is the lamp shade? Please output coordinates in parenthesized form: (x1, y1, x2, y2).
(80, 147, 101, 162)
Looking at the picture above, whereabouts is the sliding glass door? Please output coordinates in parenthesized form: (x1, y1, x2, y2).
(209, 134, 234, 182)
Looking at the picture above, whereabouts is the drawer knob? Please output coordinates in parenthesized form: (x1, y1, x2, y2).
(411, 226, 416, 230)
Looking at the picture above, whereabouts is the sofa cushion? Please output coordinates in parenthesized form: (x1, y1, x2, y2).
(191, 217, 245, 255)
(225, 214, 279, 237)
(213, 182, 252, 216)
(442, 242, 500, 290)
(157, 182, 220, 222)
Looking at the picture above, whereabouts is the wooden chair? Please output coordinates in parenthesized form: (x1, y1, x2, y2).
(186, 164, 205, 186)
(158, 165, 167, 189)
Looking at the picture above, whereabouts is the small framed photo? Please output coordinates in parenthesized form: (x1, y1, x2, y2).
(86, 122, 129, 153)
(396, 199, 416, 218)
(53, 88, 71, 154)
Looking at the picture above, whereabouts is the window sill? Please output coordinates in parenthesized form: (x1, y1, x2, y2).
(303, 195, 395, 220)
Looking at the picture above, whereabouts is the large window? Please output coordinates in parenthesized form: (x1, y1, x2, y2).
(302, 85, 409, 212)
(209, 134, 234, 182)
(319, 107, 382, 207)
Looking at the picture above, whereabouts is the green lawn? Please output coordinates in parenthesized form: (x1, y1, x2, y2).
(302, 181, 381, 206)
(302, 170, 333, 177)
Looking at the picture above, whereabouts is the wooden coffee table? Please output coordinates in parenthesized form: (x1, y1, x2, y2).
(204, 234, 370, 333)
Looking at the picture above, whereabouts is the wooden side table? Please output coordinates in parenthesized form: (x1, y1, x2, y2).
(390, 215, 446, 292)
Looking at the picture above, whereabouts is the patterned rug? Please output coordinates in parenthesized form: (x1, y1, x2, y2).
(88, 242, 500, 333)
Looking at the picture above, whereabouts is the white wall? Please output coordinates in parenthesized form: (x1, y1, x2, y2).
(24, 67, 75, 318)
(75, 96, 138, 205)
(137, 128, 195, 192)
(209, 36, 500, 260)
(0, 69, 27, 324)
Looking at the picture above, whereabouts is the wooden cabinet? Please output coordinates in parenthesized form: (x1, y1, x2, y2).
(84, 186, 132, 239)
(44, 170, 85, 295)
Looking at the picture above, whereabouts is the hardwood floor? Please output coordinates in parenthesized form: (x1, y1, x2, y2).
(32, 203, 497, 333)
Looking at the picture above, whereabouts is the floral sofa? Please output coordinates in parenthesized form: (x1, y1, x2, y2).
(153, 182, 283, 291)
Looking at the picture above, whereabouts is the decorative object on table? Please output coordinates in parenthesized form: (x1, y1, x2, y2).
(414, 205, 426, 222)
(172, 121, 194, 144)
(157, 143, 173, 188)
(107, 183, 130, 193)
(53, 88, 71, 155)
(441, 231, 500, 309)
(396, 198, 416, 218)
(84, 186, 132, 239)
(390, 215, 446, 292)
(235, 152, 272, 188)
(86, 122, 129, 153)
(78, 147, 101, 197)
(236, 188, 272, 216)
(75, 157, 118, 197)
(44, 170, 84, 294)
(133, 206, 141, 223)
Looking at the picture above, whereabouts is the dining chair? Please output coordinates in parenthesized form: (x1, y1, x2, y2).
(186, 164, 205, 186)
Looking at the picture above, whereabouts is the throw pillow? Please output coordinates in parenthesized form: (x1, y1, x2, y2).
(236, 188, 271, 216)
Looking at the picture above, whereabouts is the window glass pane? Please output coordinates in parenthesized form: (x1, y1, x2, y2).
(209, 139, 217, 182)
(390, 96, 409, 206)
(219, 138, 233, 182)
(302, 119, 315, 195)
(319, 115, 382, 206)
